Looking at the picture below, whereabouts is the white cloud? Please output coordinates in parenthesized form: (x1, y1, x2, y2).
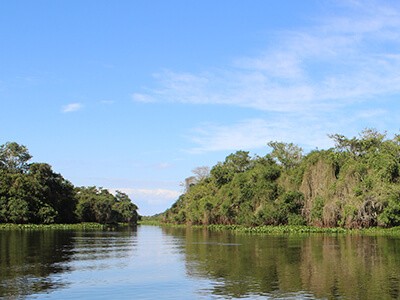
(155, 162, 172, 170)
(356, 109, 387, 119)
(107, 186, 182, 215)
(132, 1, 400, 153)
(131, 93, 155, 103)
(109, 188, 181, 205)
(100, 100, 115, 105)
(131, 2, 400, 113)
(62, 102, 83, 113)
(187, 118, 335, 154)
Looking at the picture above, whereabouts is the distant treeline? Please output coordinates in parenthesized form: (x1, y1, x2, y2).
(0, 142, 139, 224)
(164, 129, 400, 228)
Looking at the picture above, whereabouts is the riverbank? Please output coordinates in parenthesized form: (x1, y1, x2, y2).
(208, 224, 400, 235)
(0, 223, 136, 231)
(4, 221, 400, 236)
(139, 220, 400, 235)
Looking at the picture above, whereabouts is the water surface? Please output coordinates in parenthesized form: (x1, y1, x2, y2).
(1, 226, 399, 299)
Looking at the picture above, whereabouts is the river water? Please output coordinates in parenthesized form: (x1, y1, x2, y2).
(0, 225, 399, 299)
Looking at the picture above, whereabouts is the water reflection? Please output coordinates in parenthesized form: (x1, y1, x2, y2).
(0, 230, 74, 298)
(163, 227, 400, 299)
(0, 228, 138, 299)
(1, 226, 400, 299)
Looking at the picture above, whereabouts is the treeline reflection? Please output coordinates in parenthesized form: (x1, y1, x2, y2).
(163, 227, 400, 299)
(0, 229, 137, 298)
(0, 230, 74, 297)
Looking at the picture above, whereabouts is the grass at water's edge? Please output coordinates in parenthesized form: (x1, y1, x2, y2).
(0, 223, 136, 230)
(5, 221, 398, 235)
(138, 220, 400, 236)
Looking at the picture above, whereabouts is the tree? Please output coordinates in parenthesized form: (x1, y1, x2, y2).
(37, 204, 58, 224)
(0, 142, 32, 173)
(210, 151, 254, 187)
(328, 128, 386, 156)
(75, 187, 114, 223)
(0, 142, 142, 225)
(192, 166, 210, 181)
(225, 151, 253, 173)
(6, 172, 42, 223)
(181, 167, 211, 192)
(7, 197, 30, 223)
(113, 191, 138, 223)
(75, 186, 99, 222)
(75, 187, 139, 224)
(29, 163, 76, 223)
(92, 191, 114, 224)
(210, 163, 231, 187)
(267, 141, 303, 169)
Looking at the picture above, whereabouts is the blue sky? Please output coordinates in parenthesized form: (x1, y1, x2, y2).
(1, 0, 400, 215)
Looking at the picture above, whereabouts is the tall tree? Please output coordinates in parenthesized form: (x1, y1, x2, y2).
(113, 191, 138, 223)
(29, 163, 76, 223)
(328, 128, 386, 156)
(267, 141, 303, 169)
(192, 166, 210, 181)
(75, 187, 139, 224)
(0, 142, 32, 173)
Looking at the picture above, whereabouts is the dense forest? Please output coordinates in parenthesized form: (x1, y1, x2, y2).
(164, 129, 400, 228)
(0, 142, 139, 224)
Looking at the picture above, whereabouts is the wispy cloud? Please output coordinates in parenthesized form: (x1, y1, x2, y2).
(100, 100, 115, 105)
(109, 188, 181, 205)
(132, 93, 155, 103)
(132, 1, 400, 152)
(155, 162, 172, 170)
(134, 7, 400, 112)
(187, 117, 336, 153)
(62, 102, 83, 113)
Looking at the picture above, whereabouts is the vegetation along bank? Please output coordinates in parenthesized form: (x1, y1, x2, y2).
(163, 129, 400, 229)
(0, 142, 139, 225)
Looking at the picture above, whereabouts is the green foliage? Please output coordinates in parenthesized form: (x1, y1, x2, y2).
(28, 163, 76, 223)
(7, 197, 30, 223)
(113, 192, 139, 223)
(0, 162, 77, 224)
(210, 151, 253, 187)
(75, 187, 138, 224)
(287, 214, 306, 226)
(0, 142, 32, 173)
(378, 188, 400, 227)
(165, 154, 283, 226)
(311, 196, 325, 223)
(328, 128, 386, 157)
(280, 191, 304, 214)
(37, 205, 58, 224)
(0, 222, 107, 230)
(0, 142, 139, 225)
(164, 129, 400, 229)
(268, 141, 303, 169)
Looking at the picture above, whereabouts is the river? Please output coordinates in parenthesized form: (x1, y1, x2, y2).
(0, 225, 399, 299)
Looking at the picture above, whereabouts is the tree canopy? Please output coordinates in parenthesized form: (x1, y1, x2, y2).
(0, 142, 32, 173)
(164, 129, 400, 229)
(0, 142, 139, 225)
